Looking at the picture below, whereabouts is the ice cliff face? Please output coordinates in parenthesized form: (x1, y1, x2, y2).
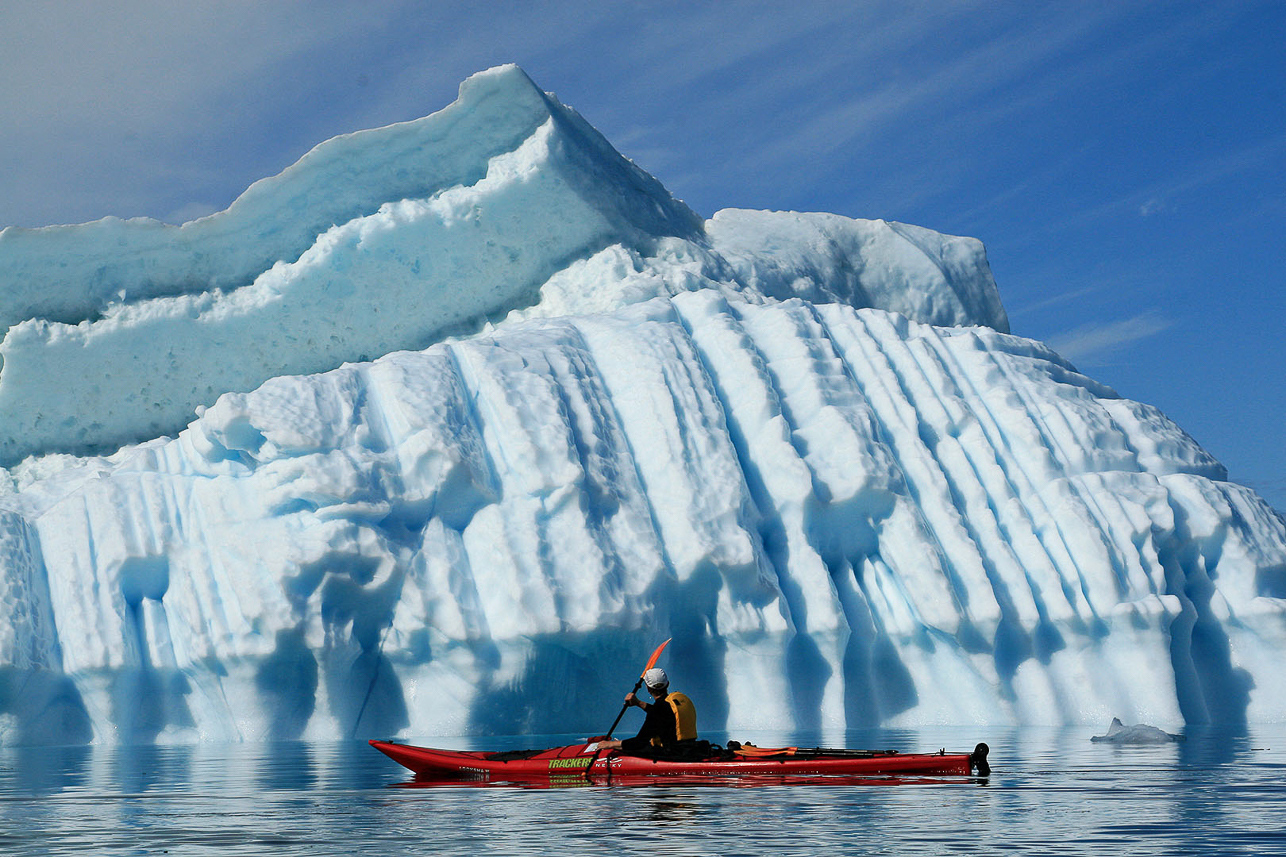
(1, 66, 1282, 745)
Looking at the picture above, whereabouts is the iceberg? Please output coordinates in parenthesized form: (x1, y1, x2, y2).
(1090, 717, 1183, 744)
(1, 66, 1282, 745)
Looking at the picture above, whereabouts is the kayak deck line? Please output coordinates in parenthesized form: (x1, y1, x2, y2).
(369, 739, 991, 781)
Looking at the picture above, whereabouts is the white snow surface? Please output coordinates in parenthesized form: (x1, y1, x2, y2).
(1, 66, 1283, 745)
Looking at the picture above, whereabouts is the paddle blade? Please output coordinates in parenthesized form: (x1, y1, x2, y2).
(642, 638, 671, 676)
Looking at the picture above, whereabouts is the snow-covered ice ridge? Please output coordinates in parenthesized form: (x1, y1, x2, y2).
(2, 67, 1283, 745)
(0, 65, 1003, 466)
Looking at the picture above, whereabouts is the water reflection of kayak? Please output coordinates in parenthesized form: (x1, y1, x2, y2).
(370, 739, 990, 782)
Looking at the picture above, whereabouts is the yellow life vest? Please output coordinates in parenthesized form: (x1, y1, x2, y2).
(650, 691, 698, 745)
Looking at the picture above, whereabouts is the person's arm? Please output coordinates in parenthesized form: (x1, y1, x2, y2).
(595, 693, 650, 750)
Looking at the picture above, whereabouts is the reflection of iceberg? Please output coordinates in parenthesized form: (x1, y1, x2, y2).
(1, 66, 1284, 746)
(1091, 718, 1183, 744)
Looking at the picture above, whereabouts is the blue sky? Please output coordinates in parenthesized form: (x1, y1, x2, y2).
(2, 1, 1283, 511)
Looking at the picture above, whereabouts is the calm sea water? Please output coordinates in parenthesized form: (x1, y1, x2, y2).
(2, 726, 1283, 855)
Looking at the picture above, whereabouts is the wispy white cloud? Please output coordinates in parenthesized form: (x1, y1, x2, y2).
(1001, 128, 1286, 250)
(1006, 285, 1103, 319)
(736, 4, 1123, 175)
(0, 1, 414, 225)
(1044, 312, 1174, 366)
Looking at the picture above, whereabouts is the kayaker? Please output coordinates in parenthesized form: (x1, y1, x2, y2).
(596, 667, 697, 755)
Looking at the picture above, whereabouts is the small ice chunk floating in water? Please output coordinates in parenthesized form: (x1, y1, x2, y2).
(1090, 718, 1184, 744)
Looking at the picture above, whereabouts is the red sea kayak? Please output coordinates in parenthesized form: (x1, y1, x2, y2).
(369, 739, 990, 782)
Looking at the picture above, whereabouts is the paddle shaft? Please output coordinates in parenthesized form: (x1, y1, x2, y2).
(604, 676, 646, 740)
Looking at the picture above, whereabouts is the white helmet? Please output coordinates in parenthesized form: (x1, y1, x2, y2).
(643, 668, 669, 692)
